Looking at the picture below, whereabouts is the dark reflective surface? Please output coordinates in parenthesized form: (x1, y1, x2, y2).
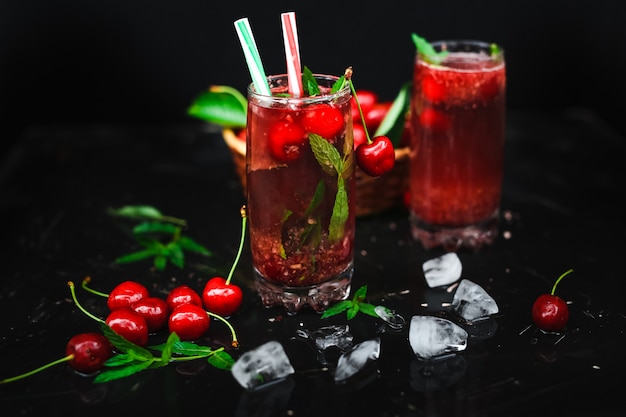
(1, 109, 625, 416)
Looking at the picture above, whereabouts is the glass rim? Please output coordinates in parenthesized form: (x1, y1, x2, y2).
(425, 39, 504, 57)
(247, 73, 351, 102)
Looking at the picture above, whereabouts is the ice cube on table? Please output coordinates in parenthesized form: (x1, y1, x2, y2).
(408, 316, 468, 360)
(333, 338, 381, 383)
(231, 341, 295, 390)
(422, 253, 462, 287)
(451, 279, 499, 321)
(375, 306, 406, 330)
(310, 324, 354, 351)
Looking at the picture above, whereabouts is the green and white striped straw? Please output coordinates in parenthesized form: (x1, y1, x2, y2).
(234, 18, 271, 96)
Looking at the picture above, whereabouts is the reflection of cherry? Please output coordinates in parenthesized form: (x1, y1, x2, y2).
(0, 333, 113, 383)
(202, 206, 246, 317)
(356, 136, 395, 177)
(105, 307, 149, 346)
(107, 280, 149, 311)
(532, 269, 573, 332)
(168, 303, 210, 341)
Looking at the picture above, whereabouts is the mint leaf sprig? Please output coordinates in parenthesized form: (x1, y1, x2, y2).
(321, 285, 381, 320)
(108, 205, 212, 271)
(411, 33, 448, 65)
(94, 325, 234, 384)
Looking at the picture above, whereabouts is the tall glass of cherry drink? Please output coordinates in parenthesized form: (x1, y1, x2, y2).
(409, 40, 506, 251)
(246, 74, 355, 314)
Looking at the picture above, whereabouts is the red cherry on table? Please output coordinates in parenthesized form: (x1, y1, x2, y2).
(302, 104, 344, 139)
(531, 269, 573, 332)
(355, 135, 395, 177)
(351, 90, 378, 118)
(532, 294, 569, 332)
(166, 285, 203, 312)
(353, 123, 367, 150)
(131, 296, 169, 332)
(268, 119, 308, 163)
(105, 307, 149, 346)
(107, 280, 149, 311)
(364, 102, 392, 132)
(66, 332, 113, 374)
(168, 303, 210, 341)
(0, 332, 114, 384)
(202, 277, 243, 317)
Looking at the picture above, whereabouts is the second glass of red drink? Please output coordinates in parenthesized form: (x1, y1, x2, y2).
(408, 39, 506, 251)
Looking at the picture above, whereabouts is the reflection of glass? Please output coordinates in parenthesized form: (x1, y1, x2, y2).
(410, 354, 467, 392)
(409, 40, 506, 251)
(246, 74, 355, 314)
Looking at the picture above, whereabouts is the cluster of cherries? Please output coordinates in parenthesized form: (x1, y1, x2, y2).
(1, 209, 248, 383)
(100, 276, 242, 346)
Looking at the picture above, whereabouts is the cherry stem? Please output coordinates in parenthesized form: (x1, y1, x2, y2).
(207, 311, 239, 348)
(68, 281, 106, 324)
(0, 354, 73, 384)
(225, 205, 247, 286)
(81, 276, 109, 298)
(344, 67, 373, 145)
(550, 268, 574, 295)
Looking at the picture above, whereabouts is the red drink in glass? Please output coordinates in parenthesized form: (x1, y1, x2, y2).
(409, 40, 506, 251)
(246, 74, 355, 313)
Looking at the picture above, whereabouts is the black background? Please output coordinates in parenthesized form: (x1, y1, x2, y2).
(2, 0, 626, 157)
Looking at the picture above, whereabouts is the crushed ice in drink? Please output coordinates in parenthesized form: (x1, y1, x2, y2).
(422, 253, 462, 287)
(375, 306, 406, 330)
(231, 341, 295, 390)
(409, 316, 468, 360)
(333, 338, 381, 383)
(451, 279, 499, 321)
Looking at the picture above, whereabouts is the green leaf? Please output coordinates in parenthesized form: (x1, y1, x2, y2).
(302, 66, 321, 96)
(133, 222, 180, 236)
(331, 74, 347, 93)
(328, 177, 348, 242)
(178, 236, 212, 256)
(411, 33, 448, 65)
(154, 254, 167, 271)
(107, 205, 163, 221)
(357, 302, 379, 318)
(304, 180, 326, 218)
(167, 242, 185, 268)
(353, 285, 368, 303)
(347, 304, 359, 320)
(102, 353, 139, 367)
(374, 81, 411, 147)
(208, 350, 235, 370)
(321, 300, 352, 318)
(94, 361, 153, 384)
(309, 133, 343, 176)
(100, 324, 154, 359)
(115, 248, 158, 264)
(187, 86, 247, 127)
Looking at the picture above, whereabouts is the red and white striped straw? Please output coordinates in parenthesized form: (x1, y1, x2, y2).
(281, 12, 303, 97)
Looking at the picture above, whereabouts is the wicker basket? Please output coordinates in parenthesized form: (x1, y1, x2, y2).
(222, 128, 410, 217)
